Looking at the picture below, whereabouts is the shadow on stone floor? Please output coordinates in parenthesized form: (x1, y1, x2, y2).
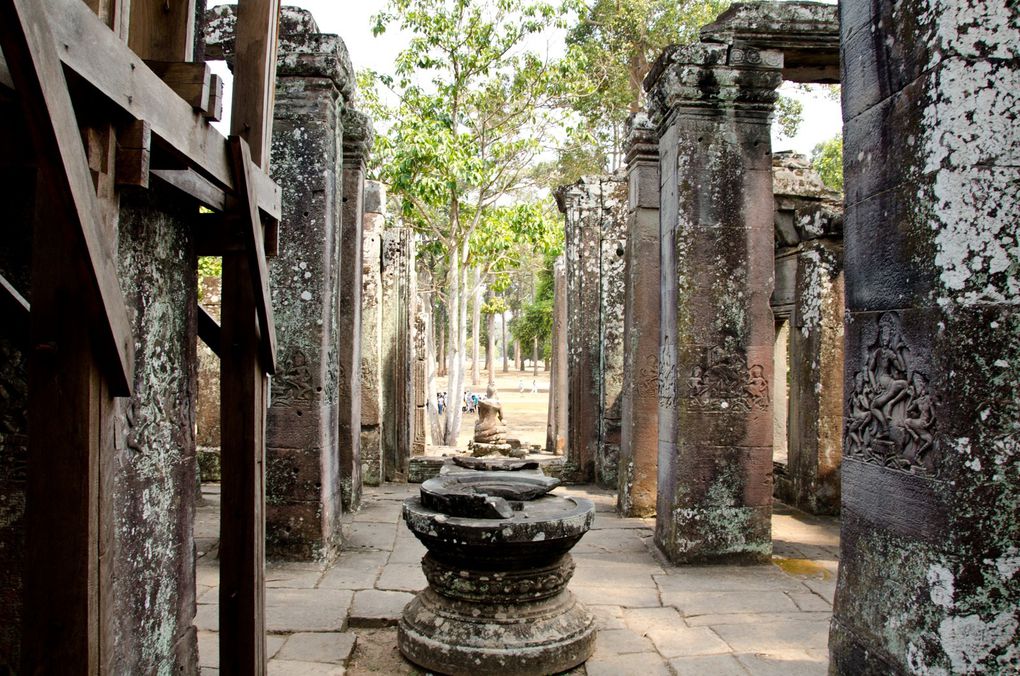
(194, 482, 839, 675)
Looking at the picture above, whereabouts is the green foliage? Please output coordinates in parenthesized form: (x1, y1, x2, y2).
(775, 94, 803, 140)
(811, 133, 844, 193)
(510, 254, 556, 348)
(558, 0, 732, 170)
(197, 256, 222, 279)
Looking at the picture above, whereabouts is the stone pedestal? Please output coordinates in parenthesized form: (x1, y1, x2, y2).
(338, 109, 372, 512)
(648, 43, 782, 564)
(831, 1, 1020, 671)
(261, 14, 353, 560)
(360, 181, 385, 485)
(399, 471, 596, 675)
(618, 114, 660, 517)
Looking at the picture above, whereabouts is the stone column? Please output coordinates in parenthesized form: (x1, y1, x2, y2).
(263, 15, 353, 561)
(597, 179, 628, 489)
(381, 227, 415, 481)
(338, 109, 372, 512)
(618, 114, 660, 517)
(770, 153, 844, 516)
(360, 181, 386, 486)
(648, 43, 782, 564)
(831, 2, 1020, 671)
(412, 275, 428, 456)
(546, 257, 568, 455)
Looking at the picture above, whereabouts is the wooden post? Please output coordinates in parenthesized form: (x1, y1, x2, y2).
(219, 1, 279, 673)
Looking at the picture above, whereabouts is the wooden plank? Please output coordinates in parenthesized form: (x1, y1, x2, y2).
(21, 174, 103, 674)
(1, 0, 282, 221)
(128, 0, 196, 61)
(228, 135, 276, 374)
(206, 73, 224, 122)
(0, 0, 134, 396)
(197, 304, 221, 357)
(0, 270, 30, 342)
(145, 60, 211, 112)
(218, 256, 267, 675)
(231, 0, 280, 170)
(115, 119, 151, 188)
(151, 167, 227, 211)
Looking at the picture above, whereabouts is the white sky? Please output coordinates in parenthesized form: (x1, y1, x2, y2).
(210, 0, 842, 156)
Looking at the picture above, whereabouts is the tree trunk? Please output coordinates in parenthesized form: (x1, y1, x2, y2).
(501, 312, 508, 372)
(486, 309, 496, 387)
(425, 297, 444, 445)
(471, 268, 481, 386)
(441, 246, 465, 446)
(532, 335, 539, 377)
(514, 339, 522, 371)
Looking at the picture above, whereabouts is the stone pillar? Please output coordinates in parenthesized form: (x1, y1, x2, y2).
(360, 181, 386, 486)
(412, 276, 428, 456)
(556, 176, 626, 484)
(618, 114, 660, 517)
(546, 257, 568, 455)
(338, 109, 372, 512)
(770, 153, 844, 516)
(196, 275, 222, 480)
(648, 43, 782, 564)
(263, 12, 353, 560)
(597, 180, 628, 489)
(381, 227, 415, 482)
(831, 2, 1020, 671)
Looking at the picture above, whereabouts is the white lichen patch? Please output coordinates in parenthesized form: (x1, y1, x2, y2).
(927, 564, 956, 608)
(923, 0, 1020, 62)
(938, 611, 1019, 673)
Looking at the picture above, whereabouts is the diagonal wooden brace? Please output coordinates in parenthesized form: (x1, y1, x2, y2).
(0, 0, 134, 395)
(228, 135, 277, 374)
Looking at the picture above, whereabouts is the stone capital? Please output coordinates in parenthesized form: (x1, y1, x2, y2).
(644, 43, 783, 127)
(342, 108, 375, 164)
(624, 112, 659, 166)
(205, 5, 355, 100)
(364, 180, 386, 215)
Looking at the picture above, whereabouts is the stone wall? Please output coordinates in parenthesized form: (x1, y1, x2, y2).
(832, 1, 1020, 671)
(556, 175, 627, 486)
(770, 152, 844, 515)
(196, 275, 221, 480)
(360, 182, 386, 485)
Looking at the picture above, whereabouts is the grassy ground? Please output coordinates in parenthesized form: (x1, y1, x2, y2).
(432, 361, 552, 450)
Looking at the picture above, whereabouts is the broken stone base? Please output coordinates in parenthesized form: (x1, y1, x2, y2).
(469, 441, 513, 457)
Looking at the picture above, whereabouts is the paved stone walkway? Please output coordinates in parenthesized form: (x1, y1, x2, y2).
(195, 483, 839, 675)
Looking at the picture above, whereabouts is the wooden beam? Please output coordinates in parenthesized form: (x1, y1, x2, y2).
(0, 0, 282, 221)
(128, 0, 196, 62)
(228, 135, 276, 375)
(0, 271, 30, 342)
(145, 60, 211, 112)
(0, 0, 134, 396)
(115, 119, 151, 188)
(152, 167, 227, 211)
(206, 73, 224, 122)
(197, 304, 221, 357)
(231, 0, 280, 171)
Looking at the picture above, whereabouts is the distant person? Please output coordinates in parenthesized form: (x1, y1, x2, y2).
(531, 379, 538, 393)
(518, 378, 524, 392)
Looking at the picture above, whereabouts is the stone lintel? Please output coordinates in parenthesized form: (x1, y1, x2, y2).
(204, 5, 355, 99)
(700, 1, 840, 83)
(644, 43, 783, 129)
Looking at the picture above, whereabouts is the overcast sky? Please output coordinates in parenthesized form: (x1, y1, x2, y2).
(210, 0, 842, 155)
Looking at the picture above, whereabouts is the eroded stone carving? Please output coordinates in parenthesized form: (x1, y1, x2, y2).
(684, 346, 770, 412)
(273, 350, 314, 406)
(845, 312, 938, 475)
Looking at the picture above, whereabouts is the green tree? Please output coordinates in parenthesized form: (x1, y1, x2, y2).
(811, 133, 843, 193)
(363, 0, 566, 444)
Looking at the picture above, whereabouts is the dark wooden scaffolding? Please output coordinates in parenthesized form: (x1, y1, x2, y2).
(0, 0, 281, 671)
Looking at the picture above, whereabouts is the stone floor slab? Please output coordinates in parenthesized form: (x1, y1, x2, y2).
(318, 551, 387, 590)
(788, 590, 832, 612)
(621, 606, 684, 633)
(265, 563, 324, 589)
(669, 654, 750, 676)
(686, 611, 831, 627)
(275, 632, 357, 665)
(375, 562, 427, 592)
(591, 628, 656, 657)
(712, 619, 831, 653)
(572, 584, 661, 608)
(343, 522, 397, 551)
(735, 650, 828, 676)
(267, 659, 345, 675)
(386, 536, 427, 565)
(664, 590, 800, 617)
(348, 589, 415, 627)
(645, 626, 732, 658)
(584, 651, 671, 676)
(589, 605, 626, 631)
(654, 565, 805, 592)
(266, 589, 352, 633)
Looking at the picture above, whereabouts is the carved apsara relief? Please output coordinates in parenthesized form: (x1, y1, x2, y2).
(684, 346, 769, 413)
(844, 312, 938, 476)
(273, 349, 314, 407)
